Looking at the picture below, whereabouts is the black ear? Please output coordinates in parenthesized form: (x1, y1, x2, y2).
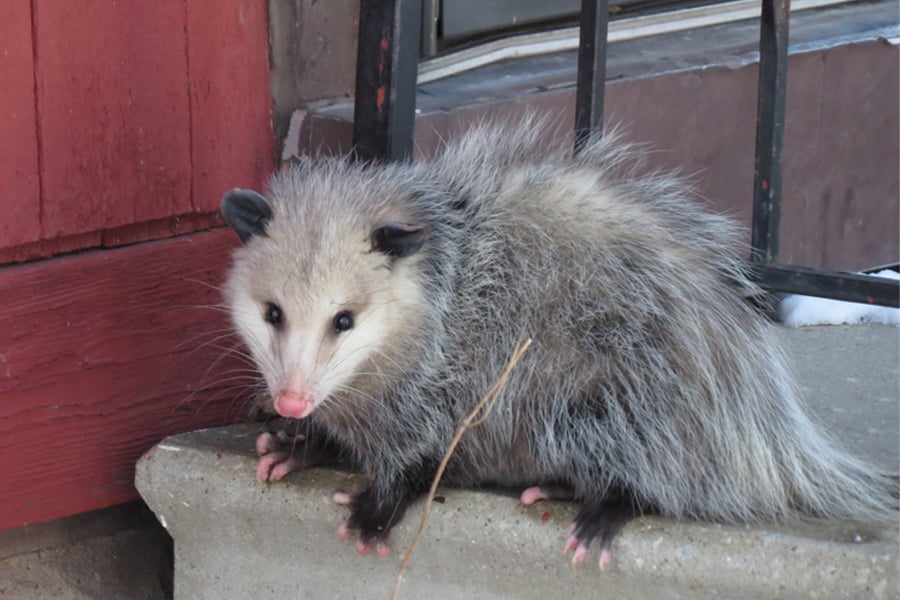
(221, 188, 273, 243)
(371, 222, 428, 258)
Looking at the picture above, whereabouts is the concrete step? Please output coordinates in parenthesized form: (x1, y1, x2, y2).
(136, 325, 899, 599)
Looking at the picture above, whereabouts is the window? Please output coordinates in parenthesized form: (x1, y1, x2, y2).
(422, 0, 739, 56)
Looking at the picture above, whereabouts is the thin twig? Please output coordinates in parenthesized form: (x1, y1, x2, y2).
(390, 336, 533, 600)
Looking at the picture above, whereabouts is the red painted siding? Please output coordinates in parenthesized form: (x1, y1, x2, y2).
(0, 231, 245, 530)
(187, 0, 273, 212)
(0, 0, 273, 529)
(0, 0, 41, 249)
(35, 0, 193, 238)
(0, 0, 273, 260)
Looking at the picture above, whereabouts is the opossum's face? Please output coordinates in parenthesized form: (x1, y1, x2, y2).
(221, 188, 428, 420)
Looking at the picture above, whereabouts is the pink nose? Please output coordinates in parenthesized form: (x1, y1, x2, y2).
(273, 390, 315, 419)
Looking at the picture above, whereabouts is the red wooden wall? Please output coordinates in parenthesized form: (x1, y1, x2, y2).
(0, 0, 272, 262)
(0, 0, 272, 530)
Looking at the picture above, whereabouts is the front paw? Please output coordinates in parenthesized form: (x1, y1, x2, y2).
(332, 487, 411, 557)
(254, 423, 341, 483)
(255, 430, 305, 482)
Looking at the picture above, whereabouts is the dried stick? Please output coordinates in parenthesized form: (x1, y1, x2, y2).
(390, 336, 533, 600)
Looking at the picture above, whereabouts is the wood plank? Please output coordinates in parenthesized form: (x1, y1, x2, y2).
(0, 230, 255, 530)
(0, 0, 41, 249)
(35, 0, 192, 238)
(0, 232, 102, 266)
(186, 0, 274, 210)
(0, 213, 228, 265)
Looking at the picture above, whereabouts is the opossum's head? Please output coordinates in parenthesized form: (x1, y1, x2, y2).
(220, 181, 429, 421)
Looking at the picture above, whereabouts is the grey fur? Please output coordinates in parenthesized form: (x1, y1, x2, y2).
(224, 118, 897, 526)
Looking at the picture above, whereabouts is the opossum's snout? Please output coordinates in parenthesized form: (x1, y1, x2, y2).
(269, 309, 358, 419)
(273, 389, 315, 419)
(263, 303, 355, 419)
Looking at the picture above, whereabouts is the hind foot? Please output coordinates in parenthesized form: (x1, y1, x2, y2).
(564, 495, 645, 570)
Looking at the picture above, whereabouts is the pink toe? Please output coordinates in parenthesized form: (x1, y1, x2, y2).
(255, 454, 281, 482)
(332, 491, 353, 506)
(255, 432, 276, 456)
(563, 533, 579, 554)
(355, 540, 371, 555)
(337, 522, 353, 540)
(375, 542, 392, 557)
(270, 456, 301, 481)
(520, 486, 547, 506)
(572, 544, 589, 564)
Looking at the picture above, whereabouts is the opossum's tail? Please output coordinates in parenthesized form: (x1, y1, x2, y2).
(762, 373, 899, 524)
(619, 315, 899, 527)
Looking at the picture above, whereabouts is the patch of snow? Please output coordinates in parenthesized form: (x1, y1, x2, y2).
(779, 269, 900, 327)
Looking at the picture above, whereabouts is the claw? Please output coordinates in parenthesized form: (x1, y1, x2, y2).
(571, 544, 589, 566)
(563, 533, 579, 555)
(598, 549, 612, 572)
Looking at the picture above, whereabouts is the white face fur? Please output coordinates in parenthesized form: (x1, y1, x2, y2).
(224, 199, 427, 420)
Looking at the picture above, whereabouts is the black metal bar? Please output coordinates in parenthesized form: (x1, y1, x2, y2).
(574, 0, 609, 154)
(421, 0, 439, 57)
(747, 263, 900, 308)
(750, 0, 790, 262)
(352, 0, 422, 163)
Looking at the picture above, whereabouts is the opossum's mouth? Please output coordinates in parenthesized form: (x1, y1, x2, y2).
(273, 390, 315, 420)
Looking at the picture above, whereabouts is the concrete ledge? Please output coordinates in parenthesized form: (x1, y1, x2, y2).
(136, 325, 899, 599)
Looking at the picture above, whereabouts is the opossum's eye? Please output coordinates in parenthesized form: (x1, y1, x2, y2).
(332, 310, 354, 333)
(264, 303, 285, 328)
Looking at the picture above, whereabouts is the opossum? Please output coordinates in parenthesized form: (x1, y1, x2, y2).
(220, 120, 897, 566)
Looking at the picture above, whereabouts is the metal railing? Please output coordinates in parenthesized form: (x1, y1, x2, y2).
(352, 0, 421, 163)
(350, 0, 900, 308)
